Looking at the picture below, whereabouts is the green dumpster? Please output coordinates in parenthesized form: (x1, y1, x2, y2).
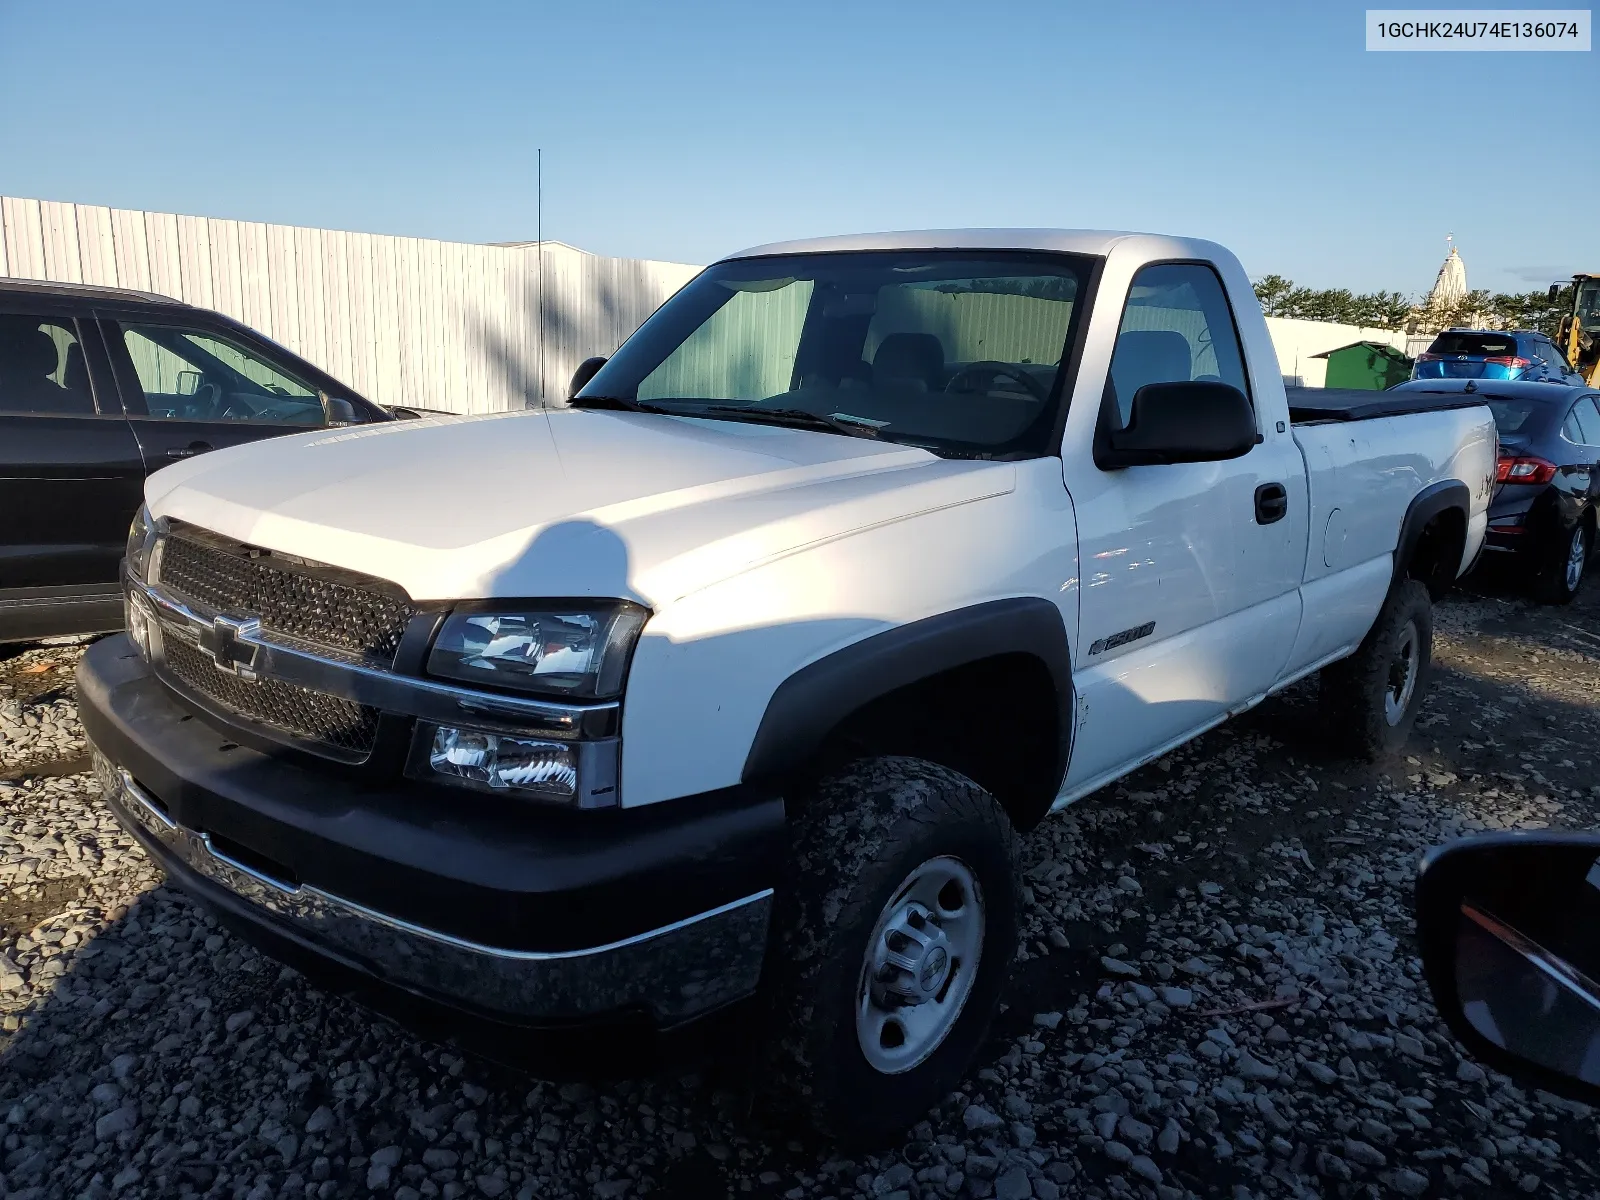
(1311, 340, 1414, 391)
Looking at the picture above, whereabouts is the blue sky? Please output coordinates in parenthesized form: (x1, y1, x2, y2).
(1, 0, 1594, 296)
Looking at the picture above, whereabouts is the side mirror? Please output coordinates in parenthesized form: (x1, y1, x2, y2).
(569, 356, 608, 400)
(388, 406, 423, 420)
(1417, 832, 1600, 1103)
(1098, 381, 1258, 468)
(1550, 284, 1563, 302)
(176, 370, 203, 397)
(321, 394, 360, 426)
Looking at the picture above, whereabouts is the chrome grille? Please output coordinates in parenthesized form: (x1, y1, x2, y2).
(162, 636, 380, 760)
(157, 526, 415, 665)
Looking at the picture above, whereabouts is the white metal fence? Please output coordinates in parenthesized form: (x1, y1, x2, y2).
(0, 196, 700, 414)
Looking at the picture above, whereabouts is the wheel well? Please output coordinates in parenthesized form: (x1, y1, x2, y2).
(1405, 507, 1467, 599)
(807, 653, 1062, 832)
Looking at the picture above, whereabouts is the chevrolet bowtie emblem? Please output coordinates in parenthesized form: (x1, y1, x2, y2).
(196, 614, 262, 680)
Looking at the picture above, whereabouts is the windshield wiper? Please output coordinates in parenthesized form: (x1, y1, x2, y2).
(567, 395, 678, 414)
(695, 405, 884, 439)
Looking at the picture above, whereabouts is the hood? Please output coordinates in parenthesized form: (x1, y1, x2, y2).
(146, 409, 1015, 606)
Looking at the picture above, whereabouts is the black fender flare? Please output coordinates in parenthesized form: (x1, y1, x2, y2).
(741, 598, 1075, 803)
(1395, 478, 1470, 594)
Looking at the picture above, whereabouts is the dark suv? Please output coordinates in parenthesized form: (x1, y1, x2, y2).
(1413, 328, 1585, 386)
(1, 278, 389, 644)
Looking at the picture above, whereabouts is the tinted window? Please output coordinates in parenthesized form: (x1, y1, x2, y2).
(1485, 397, 1543, 434)
(0, 315, 96, 415)
(1544, 342, 1573, 370)
(1572, 398, 1600, 446)
(1427, 332, 1519, 358)
(119, 324, 324, 426)
(580, 250, 1089, 458)
(1108, 263, 1249, 425)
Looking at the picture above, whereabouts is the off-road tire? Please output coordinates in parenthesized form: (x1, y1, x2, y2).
(766, 757, 1020, 1146)
(1534, 520, 1592, 605)
(1320, 578, 1433, 761)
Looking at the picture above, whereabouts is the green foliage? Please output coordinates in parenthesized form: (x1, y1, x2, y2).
(1252, 276, 1576, 338)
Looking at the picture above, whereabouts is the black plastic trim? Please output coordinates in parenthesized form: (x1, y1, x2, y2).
(741, 598, 1074, 793)
(1395, 478, 1471, 591)
(77, 636, 785, 953)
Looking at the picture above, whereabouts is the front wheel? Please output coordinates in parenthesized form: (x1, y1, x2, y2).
(766, 757, 1020, 1145)
(1320, 578, 1433, 760)
(1534, 521, 1592, 605)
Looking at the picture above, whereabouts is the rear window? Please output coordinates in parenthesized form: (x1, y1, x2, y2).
(1484, 396, 1544, 434)
(1428, 332, 1519, 358)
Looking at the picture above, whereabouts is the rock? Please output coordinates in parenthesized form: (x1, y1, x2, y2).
(89, 1082, 123, 1105)
(1129, 1156, 1163, 1185)
(367, 1162, 393, 1190)
(1343, 1139, 1387, 1169)
(1304, 1061, 1338, 1085)
(1156, 986, 1192, 1008)
(994, 1168, 1032, 1200)
(1011, 1122, 1036, 1148)
(878, 1164, 913, 1191)
(1117, 1115, 1154, 1147)
(371, 1146, 402, 1169)
(1033, 1011, 1063, 1030)
(964, 1104, 1004, 1133)
(1236, 1052, 1279, 1082)
(1094, 1111, 1119, 1140)
(305, 1106, 336, 1134)
(1456, 1060, 1487, 1083)
(94, 1106, 137, 1141)
(1157, 1119, 1182, 1154)
(1104, 1141, 1134, 1165)
(1389, 1167, 1429, 1196)
(477, 1178, 509, 1197)
(1101, 956, 1141, 978)
(225, 1010, 255, 1035)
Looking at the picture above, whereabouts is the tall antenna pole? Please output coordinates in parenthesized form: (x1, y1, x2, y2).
(537, 148, 545, 407)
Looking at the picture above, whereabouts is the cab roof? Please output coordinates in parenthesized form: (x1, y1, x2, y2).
(0, 276, 187, 306)
(722, 228, 1214, 262)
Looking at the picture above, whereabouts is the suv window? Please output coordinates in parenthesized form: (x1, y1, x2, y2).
(1108, 263, 1249, 425)
(1428, 332, 1519, 358)
(117, 324, 324, 426)
(0, 315, 97, 415)
(1543, 341, 1573, 371)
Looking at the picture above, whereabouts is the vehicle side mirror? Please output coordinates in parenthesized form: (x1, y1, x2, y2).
(1416, 832, 1600, 1104)
(569, 356, 607, 400)
(1550, 284, 1562, 302)
(321, 394, 360, 426)
(1097, 381, 1257, 468)
(389, 406, 423, 420)
(176, 370, 203, 397)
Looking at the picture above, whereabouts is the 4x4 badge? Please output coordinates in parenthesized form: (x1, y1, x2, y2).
(196, 615, 262, 680)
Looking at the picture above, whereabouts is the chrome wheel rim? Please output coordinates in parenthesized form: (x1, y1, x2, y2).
(855, 855, 984, 1074)
(1385, 619, 1420, 726)
(1566, 527, 1588, 593)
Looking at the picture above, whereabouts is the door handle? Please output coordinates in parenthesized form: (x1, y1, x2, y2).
(1255, 482, 1288, 525)
(165, 441, 214, 460)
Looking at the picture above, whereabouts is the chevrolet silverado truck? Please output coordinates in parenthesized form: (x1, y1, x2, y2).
(78, 230, 1496, 1142)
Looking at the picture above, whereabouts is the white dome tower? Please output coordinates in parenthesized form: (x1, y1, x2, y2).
(1428, 234, 1468, 311)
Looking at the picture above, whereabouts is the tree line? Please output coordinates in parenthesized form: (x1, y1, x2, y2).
(1252, 274, 1574, 337)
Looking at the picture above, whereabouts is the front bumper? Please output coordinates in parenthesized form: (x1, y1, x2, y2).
(78, 635, 783, 1032)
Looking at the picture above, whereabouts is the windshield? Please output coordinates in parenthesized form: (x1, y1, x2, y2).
(576, 250, 1093, 458)
(1484, 396, 1547, 435)
(1578, 281, 1600, 331)
(1428, 332, 1519, 358)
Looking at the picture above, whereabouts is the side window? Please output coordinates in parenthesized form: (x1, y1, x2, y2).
(0, 314, 97, 416)
(1546, 341, 1574, 371)
(117, 323, 324, 426)
(1573, 397, 1600, 446)
(1108, 263, 1250, 426)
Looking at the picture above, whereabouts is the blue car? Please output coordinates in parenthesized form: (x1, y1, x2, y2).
(1412, 328, 1585, 386)
(1391, 379, 1600, 602)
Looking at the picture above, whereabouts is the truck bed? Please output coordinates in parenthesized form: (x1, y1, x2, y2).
(1287, 386, 1490, 425)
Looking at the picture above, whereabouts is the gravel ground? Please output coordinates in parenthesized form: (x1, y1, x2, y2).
(4, 573, 1600, 1200)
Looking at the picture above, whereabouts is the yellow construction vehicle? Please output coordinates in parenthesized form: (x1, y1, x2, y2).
(1550, 274, 1600, 385)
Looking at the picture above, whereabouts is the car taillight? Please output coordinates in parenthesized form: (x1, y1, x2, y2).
(1483, 356, 1532, 369)
(1415, 352, 1442, 362)
(1496, 455, 1556, 485)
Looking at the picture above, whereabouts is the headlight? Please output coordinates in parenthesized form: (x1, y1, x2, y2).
(125, 504, 156, 583)
(426, 726, 578, 797)
(427, 603, 648, 700)
(126, 590, 157, 662)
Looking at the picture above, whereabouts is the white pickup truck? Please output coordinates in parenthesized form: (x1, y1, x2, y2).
(79, 229, 1495, 1142)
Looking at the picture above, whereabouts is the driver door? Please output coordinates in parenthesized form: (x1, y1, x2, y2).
(94, 313, 328, 475)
